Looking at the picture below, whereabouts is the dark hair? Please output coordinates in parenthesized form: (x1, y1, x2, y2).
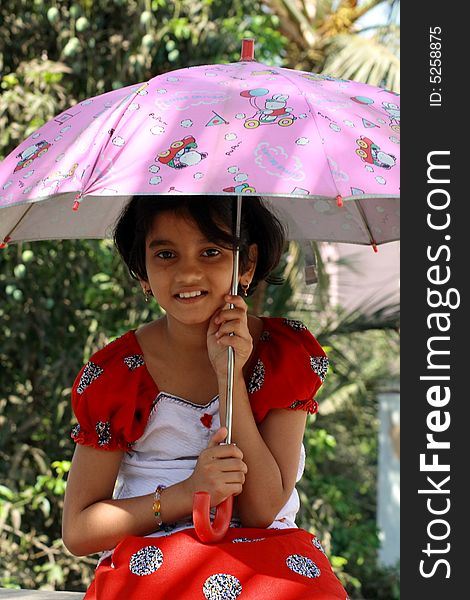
(113, 195, 286, 295)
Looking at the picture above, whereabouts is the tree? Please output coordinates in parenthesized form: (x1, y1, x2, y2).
(1, 1, 400, 596)
(263, 0, 400, 90)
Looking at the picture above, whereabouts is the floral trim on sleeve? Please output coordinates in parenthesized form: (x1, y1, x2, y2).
(289, 398, 319, 414)
(309, 356, 329, 382)
(76, 362, 104, 394)
(246, 317, 328, 422)
(247, 359, 265, 393)
(123, 355, 145, 371)
(283, 318, 308, 331)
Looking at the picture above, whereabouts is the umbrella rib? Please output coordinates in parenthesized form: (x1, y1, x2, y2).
(276, 67, 343, 200)
(277, 67, 387, 249)
(1, 204, 34, 245)
(81, 83, 152, 198)
(353, 198, 378, 249)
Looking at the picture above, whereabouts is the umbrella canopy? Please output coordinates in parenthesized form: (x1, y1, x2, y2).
(0, 42, 399, 249)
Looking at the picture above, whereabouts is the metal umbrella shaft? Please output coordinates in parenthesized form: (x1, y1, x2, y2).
(192, 195, 242, 543)
(225, 194, 242, 444)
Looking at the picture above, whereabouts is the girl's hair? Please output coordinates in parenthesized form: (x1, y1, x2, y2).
(113, 195, 286, 296)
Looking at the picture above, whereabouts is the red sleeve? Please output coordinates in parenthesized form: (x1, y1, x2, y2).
(247, 318, 329, 423)
(70, 331, 158, 451)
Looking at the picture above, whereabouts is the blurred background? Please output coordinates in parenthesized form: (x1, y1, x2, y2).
(0, 1, 400, 598)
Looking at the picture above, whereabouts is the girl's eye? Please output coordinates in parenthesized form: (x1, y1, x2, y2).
(156, 250, 175, 259)
(202, 248, 221, 257)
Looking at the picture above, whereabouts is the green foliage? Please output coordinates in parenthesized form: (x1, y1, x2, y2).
(0, 240, 160, 589)
(298, 293, 399, 599)
(0, 459, 95, 589)
(0, 1, 399, 597)
(0, 60, 72, 159)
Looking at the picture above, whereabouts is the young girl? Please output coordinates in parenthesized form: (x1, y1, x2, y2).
(63, 195, 348, 599)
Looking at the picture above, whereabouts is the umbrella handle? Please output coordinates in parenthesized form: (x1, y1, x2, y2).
(193, 492, 233, 543)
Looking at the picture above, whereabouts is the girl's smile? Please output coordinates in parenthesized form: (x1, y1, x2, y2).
(144, 211, 236, 325)
(174, 290, 209, 303)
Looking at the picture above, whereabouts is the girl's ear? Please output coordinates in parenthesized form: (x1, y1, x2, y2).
(244, 243, 258, 280)
(138, 277, 150, 294)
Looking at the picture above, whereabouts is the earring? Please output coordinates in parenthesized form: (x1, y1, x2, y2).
(241, 282, 250, 297)
(144, 288, 153, 302)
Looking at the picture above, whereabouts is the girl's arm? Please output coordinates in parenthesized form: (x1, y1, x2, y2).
(63, 429, 246, 556)
(219, 375, 307, 528)
(63, 445, 190, 556)
(209, 295, 308, 528)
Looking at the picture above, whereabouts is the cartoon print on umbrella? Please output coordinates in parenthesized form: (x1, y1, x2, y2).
(382, 101, 400, 132)
(223, 166, 257, 195)
(355, 136, 396, 170)
(223, 183, 256, 194)
(240, 88, 296, 128)
(206, 111, 229, 127)
(41, 162, 79, 194)
(158, 135, 208, 169)
(14, 140, 52, 173)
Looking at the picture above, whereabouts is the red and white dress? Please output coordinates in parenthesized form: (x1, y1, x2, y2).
(70, 317, 348, 599)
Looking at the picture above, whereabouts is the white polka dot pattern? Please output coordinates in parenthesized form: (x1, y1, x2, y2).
(312, 536, 326, 555)
(129, 545, 163, 576)
(202, 573, 242, 599)
(286, 554, 321, 578)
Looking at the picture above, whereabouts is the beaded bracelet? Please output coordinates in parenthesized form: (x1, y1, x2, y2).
(152, 484, 166, 527)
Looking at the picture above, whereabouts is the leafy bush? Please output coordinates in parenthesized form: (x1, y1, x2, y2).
(1, 1, 399, 596)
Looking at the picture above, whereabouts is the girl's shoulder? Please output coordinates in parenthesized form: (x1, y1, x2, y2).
(70, 330, 158, 451)
(247, 317, 328, 422)
(256, 316, 327, 366)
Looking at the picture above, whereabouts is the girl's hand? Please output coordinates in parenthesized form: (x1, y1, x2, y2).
(207, 294, 253, 382)
(186, 427, 247, 507)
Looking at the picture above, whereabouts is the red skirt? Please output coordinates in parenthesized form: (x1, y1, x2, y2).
(84, 527, 348, 599)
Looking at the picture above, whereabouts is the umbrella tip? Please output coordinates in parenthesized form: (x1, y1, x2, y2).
(0, 235, 11, 249)
(72, 193, 82, 211)
(335, 195, 343, 208)
(372, 243, 378, 253)
(240, 38, 255, 62)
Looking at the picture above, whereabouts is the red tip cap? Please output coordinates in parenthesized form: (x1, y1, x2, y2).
(372, 243, 378, 253)
(0, 235, 11, 249)
(73, 193, 82, 211)
(240, 39, 255, 61)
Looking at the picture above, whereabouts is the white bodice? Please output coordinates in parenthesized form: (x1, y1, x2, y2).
(114, 391, 305, 536)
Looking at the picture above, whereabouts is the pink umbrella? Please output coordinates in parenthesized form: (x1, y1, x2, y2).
(0, 39, 399, 542)
(0, 41, 399, 250)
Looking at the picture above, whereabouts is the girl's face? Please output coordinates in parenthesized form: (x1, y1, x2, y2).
(143, 211, 256, 326)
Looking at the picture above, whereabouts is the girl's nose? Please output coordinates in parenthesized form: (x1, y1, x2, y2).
(175, 256, 204, 282)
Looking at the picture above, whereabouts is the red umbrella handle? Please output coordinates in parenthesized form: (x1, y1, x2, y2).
(193, 492, 233, 543)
